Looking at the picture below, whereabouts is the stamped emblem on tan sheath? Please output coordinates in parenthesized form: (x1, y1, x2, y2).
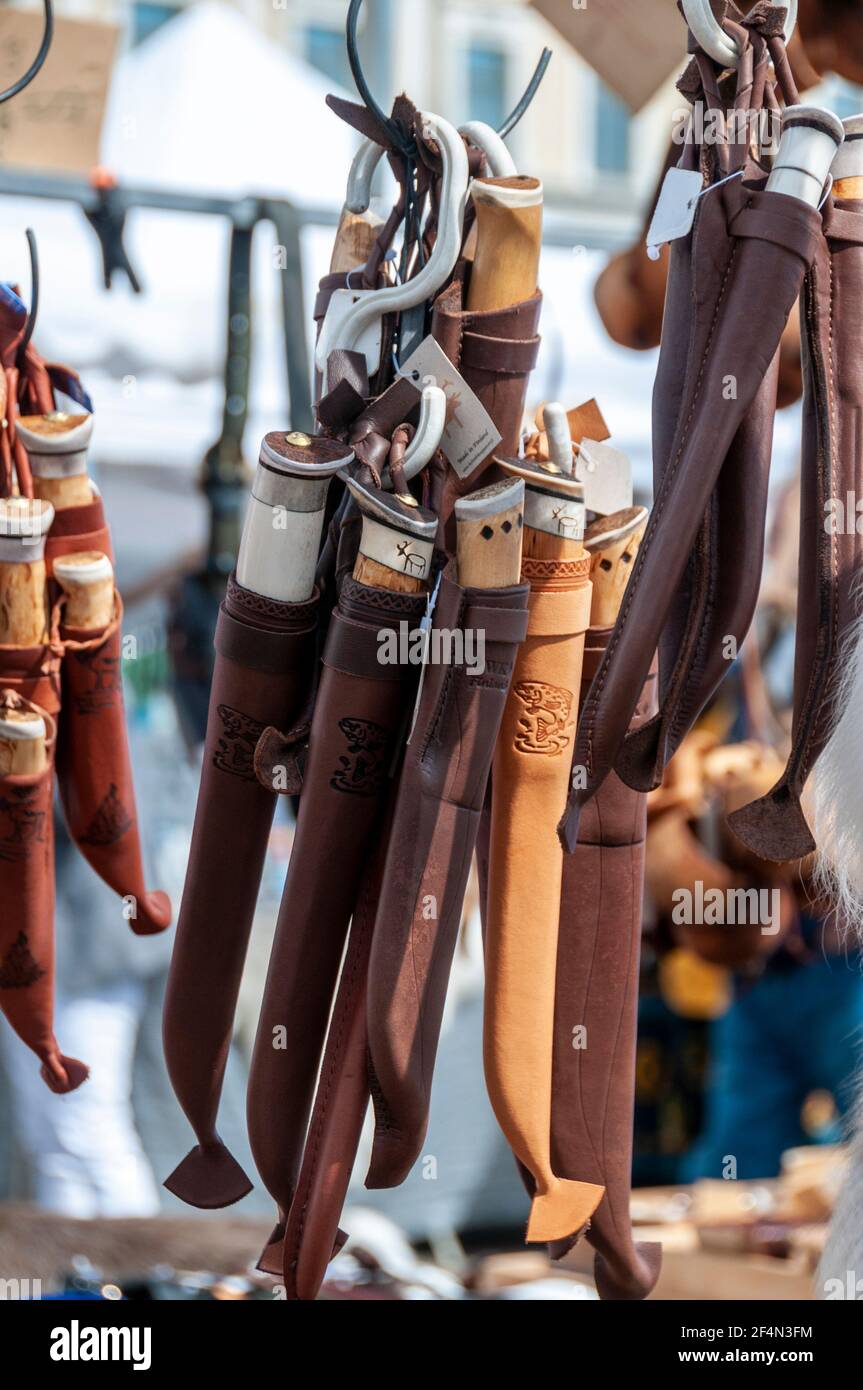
(213, 705, 266, 781)
(330, 718, 388, 796)
(80, 784, 133, 847)
(513, 680, 574, 756)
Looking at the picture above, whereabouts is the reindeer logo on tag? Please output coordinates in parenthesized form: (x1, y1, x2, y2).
(330, 718, 388, 796)
(513, 681, 574, 756)
(213, 705, 266, 781)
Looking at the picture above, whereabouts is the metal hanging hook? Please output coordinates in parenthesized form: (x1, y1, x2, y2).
(346, 0, 551, 148)
(0, 0, 53, 105)
(19, 229, 40, 359)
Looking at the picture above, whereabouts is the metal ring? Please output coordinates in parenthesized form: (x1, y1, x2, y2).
(682, 0, 797, 68)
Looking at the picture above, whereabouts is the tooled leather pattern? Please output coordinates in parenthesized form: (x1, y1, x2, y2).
(225, 575, 319, 632)
(0, 932, 46, 989)
(522, 557, 590, 583)
(329, 718, 389, 796)
(0, 785, 47, 862)
(212, 705, 267, 782)
(513, 680, 574, 756)
(69, 647, 121, 715)
(79, 785, 133, 847)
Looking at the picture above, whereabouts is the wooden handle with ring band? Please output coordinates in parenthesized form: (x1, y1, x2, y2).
(454, 478, 525, 589)
(16, 412, 94, 511)
(236, 433, 354, 605)
(53, 551, 115, 630)
(584, 506, 649, 629)
(0, 498, 55, 646)
(467, 175, 543, 313)
(344, 475, 437, 595)
(832, 112, 863, 199)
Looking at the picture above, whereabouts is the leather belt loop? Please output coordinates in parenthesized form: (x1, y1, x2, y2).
(463, 603, 530, 645)
(322, 610, 416, 681)
(459, 331, 541, 374)
(215, 606, 315, 674)
(823, 204, 863, 245)
(728, 197, 822, 265)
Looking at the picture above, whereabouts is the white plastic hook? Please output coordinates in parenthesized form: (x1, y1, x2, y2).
(345, 138, 386, 214)
(458, 122, 517, 178)
(681, 0, 797, 69)
(401, 384, 447, 481)
(316, 111, 470, 375)
(542, 402, 575, 476)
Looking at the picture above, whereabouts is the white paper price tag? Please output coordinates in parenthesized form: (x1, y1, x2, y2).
(645, 167, 704, 260)
(576, 439, 633, 517)
(398, 337, 503, 480)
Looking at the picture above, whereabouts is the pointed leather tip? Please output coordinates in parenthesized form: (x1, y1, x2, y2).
(726, 788, 816, 863)
(594, 1241, 663, 1301)
(163, 1142, 254, 1210)
(615, 716, 665, 793)
(41, 1054, 89, 1094)
(256, 1223, 287, 1276)
(365, 1133, 418, 1190)
(526, 1180, 604, 1244)
(130, 890, 173, 935)
(558, 803, 582, 854)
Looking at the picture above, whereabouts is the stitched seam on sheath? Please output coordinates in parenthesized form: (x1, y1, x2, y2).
(582, 240, 739, 778)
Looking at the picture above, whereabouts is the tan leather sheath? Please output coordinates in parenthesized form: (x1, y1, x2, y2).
(484, 551, 604, 1242)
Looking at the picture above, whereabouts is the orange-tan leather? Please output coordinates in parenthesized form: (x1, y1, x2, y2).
(484, 551, 603, 1242)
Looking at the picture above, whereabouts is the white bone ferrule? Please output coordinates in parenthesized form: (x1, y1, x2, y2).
(767, 106, 845, 208)
(0, 498, 55, 562)
(15, 413, 94, 479)
(832, 114, 863, 183)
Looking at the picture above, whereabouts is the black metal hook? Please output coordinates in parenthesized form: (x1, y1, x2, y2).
(0, 0, 53, 106)
(498, 47, 553, 138)
(19, 228, 39, 359)
(346, 0, 551, 148)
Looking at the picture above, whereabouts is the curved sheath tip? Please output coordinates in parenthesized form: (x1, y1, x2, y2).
(593, 1242, 663, 1301)
(41, 1054, 90, 1094)
(129, 890, 173, 936)
(526, 1180, 604, 1244)
(726, 788, 816, 864)
(256, 1225, 286, 1276)
(163, 1142, 254, 1210)
(365, 1130, 419, 1190)
(615, 715, 666, 793)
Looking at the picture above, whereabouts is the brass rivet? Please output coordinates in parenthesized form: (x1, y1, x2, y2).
(538, 460, 562, 475)
(44, 410, 70, 422)
(285, 431, 312, 447)
(396, 492, 419, 508)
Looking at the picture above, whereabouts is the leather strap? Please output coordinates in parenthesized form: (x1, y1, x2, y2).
(215, 606, 315, 674)
(462, 602, 530, 645)
(824, 204, 863, 245)
(323, 609, 416, 681)
(728, 195, 822, 265)
(460, 331, 541, 375)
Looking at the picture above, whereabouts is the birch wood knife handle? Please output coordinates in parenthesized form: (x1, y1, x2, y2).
(467, 176, 543, 313)
(832, 113, 863, 198)
(585, 506, 649, 629)
(455, 478, 525, 589)
(16, 413, 94, 511)
(53, 551, 115, 630)
(346, 476, 437, 595)
(0, 498, 54, 646)
(0, 706, 47, 775)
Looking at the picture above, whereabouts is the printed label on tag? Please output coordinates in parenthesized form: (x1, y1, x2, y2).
(398, 337, 503, 479)
(320, 288, 383, 377)
(576, 439, 633, 516)
(645, 167, 703, 257)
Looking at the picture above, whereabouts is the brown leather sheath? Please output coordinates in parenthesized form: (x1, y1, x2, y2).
(57, 593, 171, 937)
(162, 575, 319, 1209)
(729, 200, 863, 860)
(548, 635, 661, 1299)
(246, 576, 425, 1270)
(429, 278, 542, 538)
(562, 180, 823, 851)
(0, 687, 88, 1093)
(484, 552, 605, 1243)
(362, 564, 530, 1187)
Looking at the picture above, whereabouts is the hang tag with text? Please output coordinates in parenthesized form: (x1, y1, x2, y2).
(398, 337, 502, 480)
(645, 167, 704, 260)
(576, 439, 633, 516)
